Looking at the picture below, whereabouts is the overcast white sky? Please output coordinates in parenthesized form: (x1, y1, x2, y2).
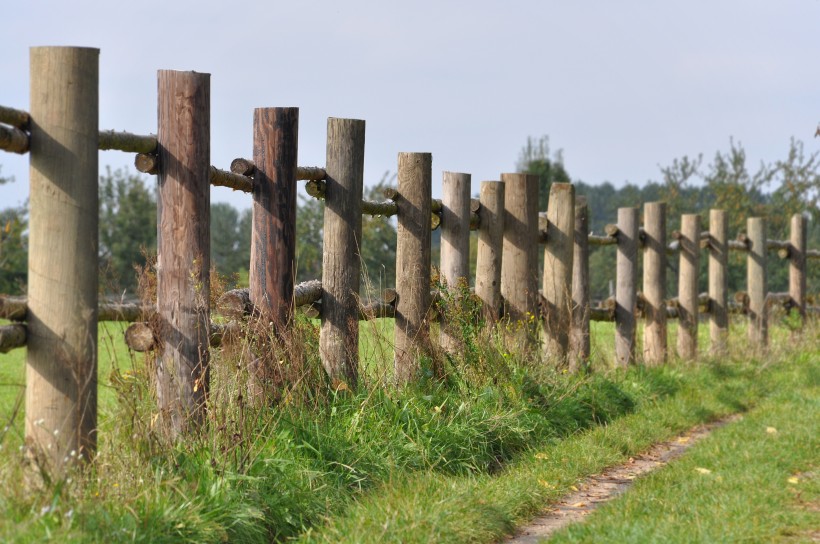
(2, 1, 818, 211)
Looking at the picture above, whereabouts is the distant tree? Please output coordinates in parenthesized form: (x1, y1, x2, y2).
(516, 136, 572, 212)
(210, 202, 246, 283)
(99, 168, 156, 296)
(360, 176, 398, 295)
(0, 204, 27, 295)
(295, 195, 324, 283)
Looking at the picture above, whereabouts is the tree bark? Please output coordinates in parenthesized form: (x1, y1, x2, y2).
(542, 183, 575, 365)
(439, 171, 472, 354)
(677, 214, 700, 360)
(475, 181, 505, 321)
(569, 196, 590, 371)
(642, 202, 667, 365)
(708, 209, 729, 355)
(747, 217, 767, 349)
(615, 207, 639, 367)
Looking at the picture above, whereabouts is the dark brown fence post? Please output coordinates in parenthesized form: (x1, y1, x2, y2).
(677, 213, 701, 360)
(747, 217, 767, 348)
(439, 171, 472, 354)
(476, 180, 505, 320)
(320, 118, 365, 390)
(708, 209, 729, 355)
(615, 207, 639, 368)
(156, 70, 211, 437)
(26, 47, 99, 471)
(569, 196, 590, 371)
(643, 201, 667, 365)
(542, 183, 575, 364)
(394, 152, 432, 383)
(500, 173, 539, 351)
(250, 108, 298, 330)
(789, 213, 807, 324)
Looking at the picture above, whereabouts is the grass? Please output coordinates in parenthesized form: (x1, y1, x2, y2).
(0, 309, 816, 543)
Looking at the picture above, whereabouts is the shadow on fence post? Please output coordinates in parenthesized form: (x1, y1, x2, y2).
(542, 183, 575, 365)
(500, 173, 539, 352)
(439, 171, 472, 355)
(26, 46, 99, 474)
(643, 201, 667, 365)
(320, 118, 365, 390)
(476, 180, 505, 321)
(677, 213, 701, 360)
(747, 217, 767, 349)
(394, 152, 433, 384)
(708, 209, 729, 355)
(789, 213, 807, 326)
(615, 207, 639, 368)
(156, 69, 211, 437)
(569, 195, 590, 371)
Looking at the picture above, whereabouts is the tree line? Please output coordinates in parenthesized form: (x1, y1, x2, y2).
(0, 137, 818, 300)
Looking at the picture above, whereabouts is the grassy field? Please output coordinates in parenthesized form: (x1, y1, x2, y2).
(0, 314, 815, 542)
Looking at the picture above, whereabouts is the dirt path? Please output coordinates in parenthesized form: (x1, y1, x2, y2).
(506, 415, 740, 543)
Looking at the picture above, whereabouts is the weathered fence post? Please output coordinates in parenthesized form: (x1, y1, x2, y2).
(708, 209, 729, 355)
(156, 70, 211, 437)
(542, 183, 575, 364)
(643, 201, 667, 365)
(569, 196, 590, 371)
(500, 173, 539, 350)
(439, 171, 472, 354)
(26, 47, 99, 471)
(394, 152, 432, 383)
(747, 217, 767, 348)
(250, 108, 298, 330)
(476, 181, 505, 320)
(789, 213, 807, 324)
(615, 207, 639, 368)
(321, 118, 365, 390)
(677, 213, 701, 360)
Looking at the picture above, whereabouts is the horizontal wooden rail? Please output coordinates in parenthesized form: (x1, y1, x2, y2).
(0, 324, 26, 353)
(0, 295, 146, 322)
(230, 157, 326, 181)
(0, 123, 29, 153)
(218, 279, 323, 320)
(0, 105, 30, 128)
(125, 321, 239, 352)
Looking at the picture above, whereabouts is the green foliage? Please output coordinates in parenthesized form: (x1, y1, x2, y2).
(210, 202, 249, 284)
(0, 204, 27, 295)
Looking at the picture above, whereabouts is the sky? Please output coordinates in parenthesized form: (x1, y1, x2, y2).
(2, 1, 819, 211)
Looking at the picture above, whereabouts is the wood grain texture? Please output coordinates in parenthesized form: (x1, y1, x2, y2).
(439, 171, 472, 354)
(789, 213, 807, 322)
(394, 152, 432, 383)
(250, 108, 299, 331)
(615, 207, 639, 367)
(26, 47, 99, 471)
(676, 214, 700, 360)
(156, 70, 211, 437)
(542, 183, 575, 364)
(569, 196, 590, 371)
(708, 209, 729, 355)
(500, 173, 539, 350)
(321, 118, 365, 389)
(642, 202, 667, 365)
(476, 181, 505, 320)
(747, 217, 767, 348)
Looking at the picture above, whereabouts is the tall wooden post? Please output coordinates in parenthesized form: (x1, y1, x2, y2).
(677, 213, 701, 360)
(789, 213, 807, 324)
(747, 217, 767, 348)
(439, 171, 472, 353)
(500, 173, 539, 349)
(476, 181, 505, 320)
(156, 70, 211, 437)
(250, 108, 298, 330)
(394, 152, 432, 383)
(569, 196, 590, 371)
(643, 202, 667, 365)
(542, 183, 575, 364)
(26, 47, 99, 470)
(321, 118, 365, 389)
(615, 207, 639, 368)
(708, 209, 729, 355)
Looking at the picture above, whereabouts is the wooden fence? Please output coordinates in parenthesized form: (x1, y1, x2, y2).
(1, 47, 818, 471)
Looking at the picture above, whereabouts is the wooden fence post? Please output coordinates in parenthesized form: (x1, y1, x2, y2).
(747, 217, 767, 348)
(677, 213, 701, 360)
(321, 118, 365, 390)
(500, 173, 539, 350)
(708, 209, 729, 355)
(476, 181, 505, 320)
(394, 152, 432, 383)
(542, 183, 575, 364)
(615, 207, 639, 368)
(156, 70, 211, 437)
(643, 201, 667, 365)
(789, 213, 807, 324)
(569, 196, 590, 371)
(439, 171, 472, 354)
(26, 47, 99, 471)
(250, 108, 298, 330)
